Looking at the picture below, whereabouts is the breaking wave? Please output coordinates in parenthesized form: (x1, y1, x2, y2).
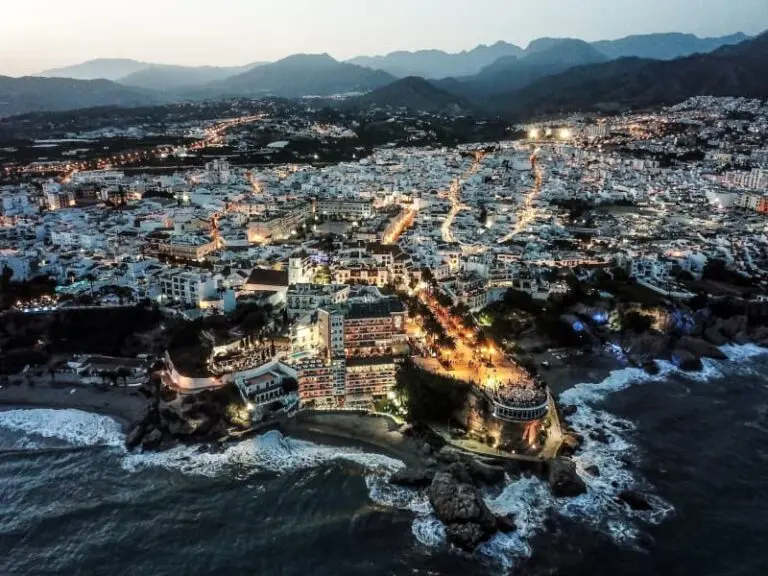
(0, 409, 124, 449)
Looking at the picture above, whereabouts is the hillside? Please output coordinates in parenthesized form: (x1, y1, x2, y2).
(348, 42, 524, 79)
(592, 32, 750, 60)
(436, 39, 608, 103)
(216, 53, 395, 97)
(37, 59, 150, 81)
(490, 33, 768, 118)
(0, 76, 159, 118)
(346, 76, 472, 113)
(117, 62, 264, 91)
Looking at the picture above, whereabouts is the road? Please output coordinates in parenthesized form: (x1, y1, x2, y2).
(497, 156, 543, 243)
(441, 151, 486, 243)
(11, 114, 264, 180)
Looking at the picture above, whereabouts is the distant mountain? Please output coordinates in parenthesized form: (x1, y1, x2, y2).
(347, 42, 525, 79)
(117, 62, 265, 91)
(436, 39, 608, 103)
(215, 53, 395, 97)
(37, 58, 150, 81)
(345, 76, 472, 113)
(0, 76, 159, 118)
(490, 32, 768, 118)
(592, 32, 751, 61)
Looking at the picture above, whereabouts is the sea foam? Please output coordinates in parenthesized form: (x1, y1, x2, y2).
(0, 408, 125, 448)
(122, 429, 404, 478)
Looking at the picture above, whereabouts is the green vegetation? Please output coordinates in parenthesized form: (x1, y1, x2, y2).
(395, 359, 470, 424)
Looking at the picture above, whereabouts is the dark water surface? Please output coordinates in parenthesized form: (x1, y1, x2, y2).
(2, 347, 768, 576)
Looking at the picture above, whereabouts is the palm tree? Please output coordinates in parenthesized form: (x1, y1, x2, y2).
(84, 273, 96, 297)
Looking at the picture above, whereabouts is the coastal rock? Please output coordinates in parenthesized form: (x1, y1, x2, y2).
(703, 326, 729, 346)
(464, 459, 507, 487)
(622, 332, 670, 362)
(676, 336, 727, 360)
(618, 490, 652, 511)
(388, 467, 435, 488)
(428, 472, 497, 550)
(749, 325, 768, 346)
(641, 360, 660, 375)
(548, 458, 587, 498)
(671, 348, 703, 372)
(584, 465, 600, 477)
(589, 429, 611, 444)
(125, 423, 145, 449)
(444, 523, 488, 551)
(561, 405, 578, 417)
(141, 428, 163, 450)
(495, 513, 517, 533)
(720, 315, 748, 340)
(446, 462, 475, 485)
(559, 433, 582, 457)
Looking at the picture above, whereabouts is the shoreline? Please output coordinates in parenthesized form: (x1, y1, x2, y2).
(0, 382, 147, 431)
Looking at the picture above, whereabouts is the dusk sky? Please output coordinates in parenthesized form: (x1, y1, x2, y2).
(1, 0, 767, 76)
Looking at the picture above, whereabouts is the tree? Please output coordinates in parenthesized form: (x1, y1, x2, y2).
(622, 310, 654, 333)
(0, 266, 13, 293)
(84, 273, 96, 296)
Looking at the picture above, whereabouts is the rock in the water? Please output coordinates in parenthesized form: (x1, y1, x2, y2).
(618, 490, 652, 511)
(389, 467, 435, 488)
(671, 348, 703, 372)
(584, 465, 600, 477)
(589, 429, 611, 444)
(444, 523, 488, 551)
(548, 458, 587, 498)
(141, 428, 163, 450)
(125, 423, 145, 449)
(445, 462, 474, 485)
(703, 326, 729, 346)
(641, 360, 660, 375)
(676, 336, 727, 360)
(561, 405, 578, 417)
(495, 513, 517, 533)
(464, 458, 506, 486)
(428, 472, 497, 550)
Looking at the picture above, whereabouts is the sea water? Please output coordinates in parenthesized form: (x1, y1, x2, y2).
(1, 345, 767, 575)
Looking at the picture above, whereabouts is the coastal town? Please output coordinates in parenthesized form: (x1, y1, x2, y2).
(2, 94, 768, 550)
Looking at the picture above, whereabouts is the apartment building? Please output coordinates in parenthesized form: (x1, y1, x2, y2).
(286, 283, 350, 319)
(247, 203, 310, 243)
(158, 268, 218, 307)
(345, 356, 399, 405)
(316, 199, 373, 220)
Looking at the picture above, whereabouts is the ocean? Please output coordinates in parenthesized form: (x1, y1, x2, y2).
(1, 344, 767, 576)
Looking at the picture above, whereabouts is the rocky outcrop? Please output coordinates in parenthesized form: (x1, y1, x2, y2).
(675, 336, 727, 360)
(428, 471, 498, 550)
(141, 428, 163, 450)
(671, 348, 703, 372)
(389, 467, 435, 488)
(548, 458, 587, 498)
(584, 465, 600, 477)
(125, 423, 145, 449)
(618, 490, 652, 511)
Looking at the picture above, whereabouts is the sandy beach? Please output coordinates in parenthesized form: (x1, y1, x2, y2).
(282, 412, 425, 467)
(0, 381, 148, 430)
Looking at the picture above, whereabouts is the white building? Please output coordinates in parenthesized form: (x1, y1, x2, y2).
(158, 268, 219, 307)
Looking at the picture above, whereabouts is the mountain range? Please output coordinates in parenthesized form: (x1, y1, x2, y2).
(0, 31, 762, 119)
(487, 31, 768, 119)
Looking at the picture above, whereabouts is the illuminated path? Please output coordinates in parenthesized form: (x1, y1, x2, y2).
(441, 152, 485, 243)
(498, 158, 543, 244)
